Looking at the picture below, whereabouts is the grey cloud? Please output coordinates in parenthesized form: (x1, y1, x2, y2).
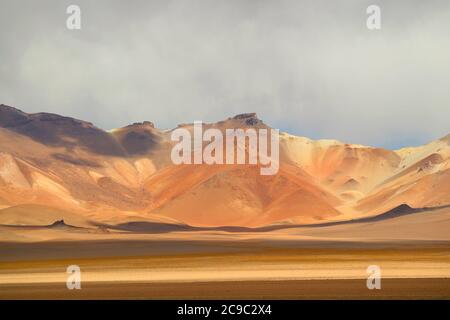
(0, 0, 449, 149)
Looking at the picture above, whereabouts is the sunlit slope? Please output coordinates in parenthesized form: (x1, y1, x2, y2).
(0, 104, 449, 227)
(146, 164, 340, 227)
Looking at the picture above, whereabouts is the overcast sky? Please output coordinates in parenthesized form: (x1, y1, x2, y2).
(1, 0, 449, 149)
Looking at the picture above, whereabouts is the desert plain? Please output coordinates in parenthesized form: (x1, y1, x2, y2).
(1, 205, 450, 299)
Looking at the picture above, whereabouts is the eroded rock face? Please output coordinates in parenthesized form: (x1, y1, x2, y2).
(232, 113, 258, 120)
(230, 113, 261, 126)
(50, 219, 66, 227)
(126, 121, 155, 128)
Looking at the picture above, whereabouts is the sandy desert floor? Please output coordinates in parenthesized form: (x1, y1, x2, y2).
(2, 279, 450, 299)
(1, 206, 450, 299)
(1, 239, 450, 299)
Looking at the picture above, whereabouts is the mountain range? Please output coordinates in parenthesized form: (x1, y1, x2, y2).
(0, 104, 449, 228)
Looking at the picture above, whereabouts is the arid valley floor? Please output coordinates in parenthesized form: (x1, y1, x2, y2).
(1, 206, 450, 299)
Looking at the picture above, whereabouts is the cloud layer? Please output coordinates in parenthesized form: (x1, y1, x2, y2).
(1, 0, 449, 148)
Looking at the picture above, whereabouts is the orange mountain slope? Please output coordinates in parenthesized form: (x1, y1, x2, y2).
(0, 104, 448, 227)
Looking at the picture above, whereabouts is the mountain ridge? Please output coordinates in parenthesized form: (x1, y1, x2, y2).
(0, 103, 449, 227)
(2, 104, 447, 149)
